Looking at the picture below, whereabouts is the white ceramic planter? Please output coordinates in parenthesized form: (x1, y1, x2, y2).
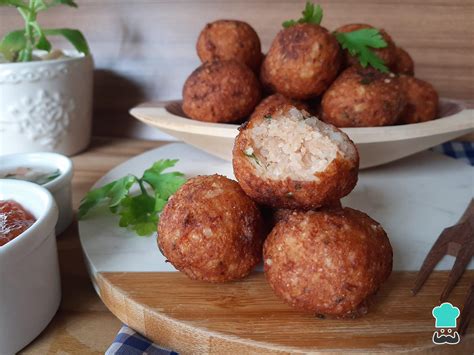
(0, 179, 60, 355)
(0, 51, 93, 156)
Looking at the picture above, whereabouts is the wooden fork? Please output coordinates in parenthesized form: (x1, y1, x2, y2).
(412, 199, 473, 334)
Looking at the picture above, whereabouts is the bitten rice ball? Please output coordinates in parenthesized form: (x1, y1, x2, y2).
(398, 75, 438, 124)
(260, 23, 342, 99)
(321, 66, 406, 127)
(182, 60, 261, 123)
(233, 104, 359, 210)
(335, 23, 397, 69)
(264, 208, 393, 317)
(158, 175, 265, 283)
(393, 47, 415, 76)
(196, 20, 262, 72)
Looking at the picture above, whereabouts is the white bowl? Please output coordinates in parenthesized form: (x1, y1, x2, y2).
(0, 152, 73, 235)
(0, 179, 60, 355)
(130, 98, 474, 169)
(0, 51, 93, 156)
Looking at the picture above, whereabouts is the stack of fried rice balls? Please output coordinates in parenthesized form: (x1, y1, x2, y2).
(182, 19, 439, 127)
(159, 100, 393, 318)
(157, 17, 440, 318)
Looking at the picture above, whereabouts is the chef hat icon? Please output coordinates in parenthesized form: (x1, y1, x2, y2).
(432, 302, 460, 328)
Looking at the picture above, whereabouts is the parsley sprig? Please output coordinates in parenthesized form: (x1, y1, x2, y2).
(335, 28, 389, 73)
(78, 159, 186, 236)
(282, 2, 323, 28)
(282, 2, 389, 73)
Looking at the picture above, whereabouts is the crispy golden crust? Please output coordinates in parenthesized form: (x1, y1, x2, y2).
(196, 20, 262, 72)
(263, 208, 393, 317)
(182, 60, 261, 123)
(398, 76, 438, 124)
(321, 66, 406, 127)
(233, 104, 359, 210)
(336, 23, 397, 69)
(158, 175, 265, 283)
(271, 200, 343, 227)
(393, 47, 415, 76)
(250, 94, 309, 120)
(260, 24, 342, 99)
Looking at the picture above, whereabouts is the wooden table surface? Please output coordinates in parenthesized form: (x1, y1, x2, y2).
(20, 138, 164, 354)
(19, 136, 473, 354)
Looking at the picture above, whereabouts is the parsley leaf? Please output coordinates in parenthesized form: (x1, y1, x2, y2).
(335, 28, 389, 73)
(283, 2, 323, 28)
(78, 159, 186, 237)
(118, 194, 157, 237)
(77, 176, 137, 219)
(243, 149, 262, 167)
(142, 159, 186, 200)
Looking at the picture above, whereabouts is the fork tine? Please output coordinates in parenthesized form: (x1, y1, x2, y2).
(412, 248, 447, 295)
(439, 242, 473, 301)
(412, 227, 457, 295)
(458, 283, 473, 335)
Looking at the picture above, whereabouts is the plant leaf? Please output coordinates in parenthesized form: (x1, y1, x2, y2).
(282, 2, 323, 28)
(335, 28, 389, 73)
(0, 0, 29, 9)
(78, 159, 186, 237)
(282, 19, 297, 28)
(118, 194, 158, 236)
(78, 175, 137, 219)
(50, 0, 78, 7)
(142, 159, 186, 200)
(0, 30, 26, 61)
(43, 28, 90, 55)
(35, 0, 77, 10)
(107, 175, 138, 207)
(30, 21, 52, 51)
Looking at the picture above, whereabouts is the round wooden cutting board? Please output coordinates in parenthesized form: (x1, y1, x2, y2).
(78, 143, 473, 354)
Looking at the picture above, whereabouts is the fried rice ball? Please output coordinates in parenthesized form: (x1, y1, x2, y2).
(335, 23, 397, 69)
(196, 20, 262, 72)
(182, 60, 261, 123)
(393, 47, 415, 76)
(321, 66, 406, 127)
(260, 23, 342, 100)
(272, 200, 342, 225)
(250, 94, 309, 120)
(158, 175, 265, 283)
(233, 104, 359, 210)
(264, 208, 393, 317)
(398, 75, 439, 124)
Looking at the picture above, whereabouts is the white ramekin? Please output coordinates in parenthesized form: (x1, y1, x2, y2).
(0, 152, 73, 234)
(0, 179, 60, 355)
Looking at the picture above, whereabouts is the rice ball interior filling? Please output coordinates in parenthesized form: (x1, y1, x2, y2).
(246, 107, 354, 181)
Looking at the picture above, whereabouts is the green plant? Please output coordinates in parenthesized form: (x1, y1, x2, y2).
(0, 0, 89, 62)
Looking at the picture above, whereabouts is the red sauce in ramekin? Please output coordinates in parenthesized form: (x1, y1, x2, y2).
(0, 200, 36, 247)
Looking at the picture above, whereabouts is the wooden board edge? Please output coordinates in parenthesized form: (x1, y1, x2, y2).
(96, 272, 298, 354)
(95, 272, 473, 355)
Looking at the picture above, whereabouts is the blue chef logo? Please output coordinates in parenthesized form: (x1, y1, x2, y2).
(431, 302, 461, 345)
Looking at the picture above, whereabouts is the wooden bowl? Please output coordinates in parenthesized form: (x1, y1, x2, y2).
(130, 99, 473, 169)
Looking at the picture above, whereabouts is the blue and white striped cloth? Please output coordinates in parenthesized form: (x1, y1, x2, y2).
(106, 141, 473, 355)
(106, 325, 177, 355)
(431, 141, 474, 166)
